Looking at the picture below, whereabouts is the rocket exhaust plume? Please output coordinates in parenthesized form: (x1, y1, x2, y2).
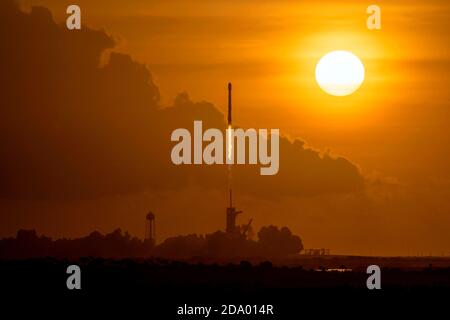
(227, 82, 233, 163)
(227, 83, 232, 196)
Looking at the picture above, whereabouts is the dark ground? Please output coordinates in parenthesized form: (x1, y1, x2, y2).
(1, 256, 449, 317)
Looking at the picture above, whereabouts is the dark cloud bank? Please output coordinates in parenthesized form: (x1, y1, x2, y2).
(0, 0, 364, 202)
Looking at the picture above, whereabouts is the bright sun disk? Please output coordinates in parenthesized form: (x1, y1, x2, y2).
(315, 50, 365, 96)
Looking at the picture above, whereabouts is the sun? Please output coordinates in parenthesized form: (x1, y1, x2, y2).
(315, 50, 365, 96)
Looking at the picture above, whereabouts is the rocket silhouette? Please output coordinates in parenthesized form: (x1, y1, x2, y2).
(228, 82, 232, 126)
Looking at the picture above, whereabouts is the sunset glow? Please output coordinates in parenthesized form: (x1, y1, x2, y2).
(6, 0, 450, 258)
(315, 51, 365, 96)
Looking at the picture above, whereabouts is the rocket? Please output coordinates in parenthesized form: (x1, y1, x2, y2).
(228, 82, 232, 126)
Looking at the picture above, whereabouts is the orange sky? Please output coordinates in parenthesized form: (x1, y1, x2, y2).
(5, 0, 450, 255)
(22, 0, 450, 181)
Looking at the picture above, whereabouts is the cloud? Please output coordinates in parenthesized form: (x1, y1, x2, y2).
(0, 0, 364, 201)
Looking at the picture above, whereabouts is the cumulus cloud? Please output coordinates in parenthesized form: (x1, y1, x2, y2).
(0, 0, 364, 202)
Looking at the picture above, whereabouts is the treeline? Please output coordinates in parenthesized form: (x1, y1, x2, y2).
(0, 226, 303, 259)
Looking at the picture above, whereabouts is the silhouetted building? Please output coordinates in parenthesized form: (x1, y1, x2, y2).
(226, 190, 242, 234)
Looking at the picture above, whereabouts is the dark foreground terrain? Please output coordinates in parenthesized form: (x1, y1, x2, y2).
(1, 256, 450, 317)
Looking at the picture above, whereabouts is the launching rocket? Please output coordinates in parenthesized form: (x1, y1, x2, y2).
(228, 82, 232, 126)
